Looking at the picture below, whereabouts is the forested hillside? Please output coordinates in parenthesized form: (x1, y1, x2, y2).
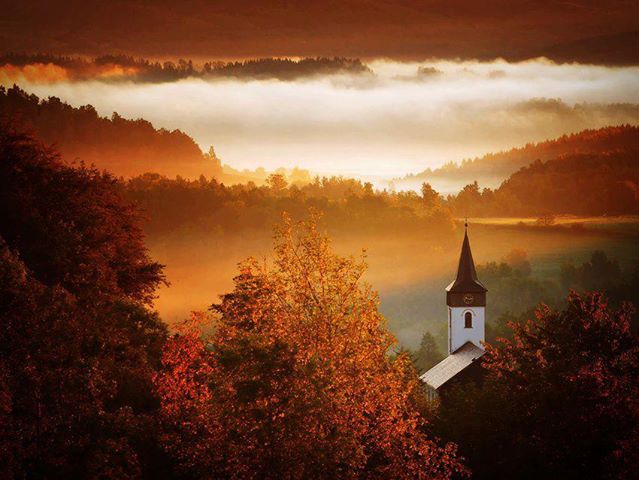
(0, 85, 317, 182)
(123, 173, 454, 238)
(0, 127, 465, 478)
(0, 85, 218, 178)
(400, 125, 639, 190)
(445, 149, 639, 216)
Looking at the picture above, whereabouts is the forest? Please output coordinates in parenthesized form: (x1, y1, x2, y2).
(445, 148, 639, 217)
(0, 85, 314, 182)
(1, 125, 638, 478)
(0, 54, 372, 82)
(1, 76, 639, 478)
(398, 124, 639, 191)
(3, 1, 639, 476)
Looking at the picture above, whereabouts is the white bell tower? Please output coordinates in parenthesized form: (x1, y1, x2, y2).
(446, 222, 487, 354)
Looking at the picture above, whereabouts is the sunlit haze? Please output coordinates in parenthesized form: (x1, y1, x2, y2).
(7, 58, 639, 181)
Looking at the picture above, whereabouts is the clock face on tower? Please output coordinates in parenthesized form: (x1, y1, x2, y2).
(463, 294, 474, 305)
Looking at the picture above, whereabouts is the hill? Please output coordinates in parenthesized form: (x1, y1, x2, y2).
(0, 84, 220, 178)
(0, 85, 316, 183)
(445, 149, 639, 217)
(397, 125, 639, 192)
(497, 150, 639, 215)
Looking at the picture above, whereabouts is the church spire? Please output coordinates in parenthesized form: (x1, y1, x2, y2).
(446, 222, 487, 294)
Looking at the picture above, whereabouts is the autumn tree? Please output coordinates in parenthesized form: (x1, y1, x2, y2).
(0, 127, 170, 478)
(267, 172, 289, 194)
(420, 182, 440, 209)
(156, 213, 466, 479)
(435, 292, 639, 479)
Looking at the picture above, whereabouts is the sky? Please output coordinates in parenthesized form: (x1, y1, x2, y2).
(2, 1, 639, 64)
(9, 59, 639, 179)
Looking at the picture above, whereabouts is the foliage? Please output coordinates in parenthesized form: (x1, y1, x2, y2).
(0, 126, 165, 303)
(412, 332, 445, 373)
(445, 149, 639, 216)
(561, 250, 639, 329)
(0, 127, 170, 478)
(435, 292, 639, 479)
(0, 54, 372, 82)
(124, 173, 456, 240)
(0, 85, 211, 178)
(404, 125, 639, 190)
(156, 214, 467, 479)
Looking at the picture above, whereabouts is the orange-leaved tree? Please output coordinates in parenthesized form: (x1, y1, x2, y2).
(156, 213, 466, 479)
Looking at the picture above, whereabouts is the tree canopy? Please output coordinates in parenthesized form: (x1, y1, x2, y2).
(0, 127, 169, 478)
(156, 214, 466, 479)
(435, 292, 639, 479)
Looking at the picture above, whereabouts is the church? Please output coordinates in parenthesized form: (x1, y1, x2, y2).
(421, 223, 487, 399)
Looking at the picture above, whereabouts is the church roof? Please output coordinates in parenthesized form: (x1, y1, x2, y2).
(420, 342, 485, 390)
(446, 225, 487, 294)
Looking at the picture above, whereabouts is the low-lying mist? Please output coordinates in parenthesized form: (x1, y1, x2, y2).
(5, 59, 639, 186)
(149, 218, 639, 349)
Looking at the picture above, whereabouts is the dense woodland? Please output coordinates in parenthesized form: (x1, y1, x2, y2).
(1, 126, 638, 478)
(401, 125, 639, 190)
(445, 148, 639, 216)
(123, 173, 454, 239)
(0, 85, 312, 182)
(0, 128, 463, 478)
(0, 85, 215, 178)
(0, 54, 372, 82)
(2, 85, 638, 218)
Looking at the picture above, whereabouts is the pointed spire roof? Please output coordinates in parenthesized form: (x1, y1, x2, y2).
(446, 222, 487, 293)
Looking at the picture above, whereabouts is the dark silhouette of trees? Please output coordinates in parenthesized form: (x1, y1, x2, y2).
(0, 85, 216, 178)
(0, 54, 372, 82)
(403, 125, 639, 190)
(0, 127, 165, 302)
(435, 292, 639, 479)
(420, 182, 440, 209)
(123, 172, 456, 240)
(444, 147, 639, 216)
(413, 332, 444, 373)
(0, 127, 171, 478)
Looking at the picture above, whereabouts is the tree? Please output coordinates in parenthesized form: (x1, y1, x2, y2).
(0, 127, 165, 303)
(156, 213, 467, 479)
(503, 248, 531, 277)
(267, 172, 288, 194)
(413, 332, 444, 373)
(436, 292, 639, 479)
(0, 127, 170, 478)
(420, 182, 440, 209)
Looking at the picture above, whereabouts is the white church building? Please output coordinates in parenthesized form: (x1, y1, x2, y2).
(421, 223, 487, 397)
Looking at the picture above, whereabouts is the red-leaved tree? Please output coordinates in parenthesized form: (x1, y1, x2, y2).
(435, 292, 639, 479)
(0, 127, 169, 478)
(156, 214, 466, 479)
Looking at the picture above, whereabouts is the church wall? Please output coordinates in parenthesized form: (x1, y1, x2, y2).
(448, 306, 485, 354)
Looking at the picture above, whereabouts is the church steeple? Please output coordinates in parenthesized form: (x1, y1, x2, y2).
(446, 222, 487, 294)
(445, 221, 487, 354)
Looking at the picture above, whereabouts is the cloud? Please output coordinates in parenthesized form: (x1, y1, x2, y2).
(6, 59, 639, 178)
(2, 1, 639, 63)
